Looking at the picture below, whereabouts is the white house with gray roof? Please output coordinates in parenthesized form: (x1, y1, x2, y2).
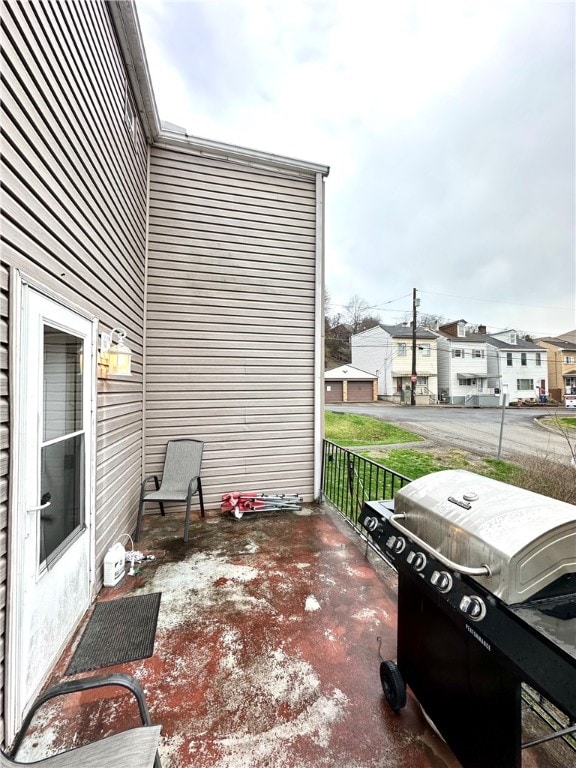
(434, 320, 499, 404)
(434, 321, 547, 404)
(351, 324, 438, 403)
(488, 330, 548, 403)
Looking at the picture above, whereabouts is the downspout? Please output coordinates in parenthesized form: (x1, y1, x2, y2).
(142, 148, 151, 480)
(314, 172, 326, 501)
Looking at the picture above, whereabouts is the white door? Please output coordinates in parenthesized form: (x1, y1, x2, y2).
(8, 285, 95, 734)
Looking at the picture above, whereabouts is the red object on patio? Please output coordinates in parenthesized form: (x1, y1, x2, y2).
(221, 492, 302, 519)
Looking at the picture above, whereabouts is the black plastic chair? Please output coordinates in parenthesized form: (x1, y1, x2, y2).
(136, 439, 205, 542)
(2, 673, 161, 767)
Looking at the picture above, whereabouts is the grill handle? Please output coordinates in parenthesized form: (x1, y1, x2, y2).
(389, 514, 492, 577)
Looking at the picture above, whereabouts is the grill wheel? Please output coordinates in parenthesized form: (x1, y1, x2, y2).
(380, 660, 406, 712)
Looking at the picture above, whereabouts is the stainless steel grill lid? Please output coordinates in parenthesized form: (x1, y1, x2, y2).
(393, 470, 576, 604)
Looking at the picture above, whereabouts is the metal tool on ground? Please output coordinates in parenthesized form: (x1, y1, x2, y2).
(222, 491, 302, 519)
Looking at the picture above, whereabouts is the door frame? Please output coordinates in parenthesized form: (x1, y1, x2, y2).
(6, 271, 98, 742)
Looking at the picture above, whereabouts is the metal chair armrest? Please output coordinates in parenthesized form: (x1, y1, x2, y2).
(142, 475, 161, 491)
(186, 475, 200, 494)
(9, 673, 154, 758)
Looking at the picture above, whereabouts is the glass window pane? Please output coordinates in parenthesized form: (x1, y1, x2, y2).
(40, 435, 85, 563)
(43, 327, 83, 441)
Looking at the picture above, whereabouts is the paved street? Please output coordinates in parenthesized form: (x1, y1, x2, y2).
(326, 403, 576, 464)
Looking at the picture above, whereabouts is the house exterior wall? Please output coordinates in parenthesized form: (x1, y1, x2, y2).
(0, 0, 148, 739)
(389, 340, 438, 401)
(351, 326, 393, 397)
(446, 342, 489, 403)
(536, 340, 576, 395)
(497, 349, 547, 402)
(145, 145, 323, 503)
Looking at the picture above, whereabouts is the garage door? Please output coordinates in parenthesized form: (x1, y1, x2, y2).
(325, 381, 343, 403)
(347, 381, 374, 402)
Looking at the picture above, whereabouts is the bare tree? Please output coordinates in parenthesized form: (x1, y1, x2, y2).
(402, 311, 447, 330)
(324, 294, 380, 367)
(343, 295, 381, 334)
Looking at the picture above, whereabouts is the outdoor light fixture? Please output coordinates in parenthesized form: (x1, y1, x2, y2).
(99, 327, 132, 376)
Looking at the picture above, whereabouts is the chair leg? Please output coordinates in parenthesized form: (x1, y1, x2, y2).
(183, 501, 191, 543)
(153, 477, 165, 517)
(198, 478, 205, 518)
(135, 498, 144, 542)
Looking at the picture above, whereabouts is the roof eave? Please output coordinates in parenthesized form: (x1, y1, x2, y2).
(108, 4, 330, 177)
(108, 0, 161, 142)
(155, 127, 330, 177)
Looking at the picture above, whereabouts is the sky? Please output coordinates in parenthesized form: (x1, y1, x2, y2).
(136, 0, 575, 338)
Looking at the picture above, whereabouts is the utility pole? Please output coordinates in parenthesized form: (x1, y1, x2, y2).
(411, 287, 418, 406)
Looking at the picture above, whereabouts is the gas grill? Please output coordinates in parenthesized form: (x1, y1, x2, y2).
(360, 469, 576, 768)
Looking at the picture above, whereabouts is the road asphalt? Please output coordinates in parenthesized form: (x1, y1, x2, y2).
(327, 403, 576, 465)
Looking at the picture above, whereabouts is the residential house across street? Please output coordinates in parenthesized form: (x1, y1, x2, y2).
(351, 324, 438, 403)
(486, 329, 548, 405)
(350, 320, 551, 406)
(535, 335, 576, 403)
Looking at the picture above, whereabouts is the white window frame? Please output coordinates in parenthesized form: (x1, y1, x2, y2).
(517, 378, 534, 390)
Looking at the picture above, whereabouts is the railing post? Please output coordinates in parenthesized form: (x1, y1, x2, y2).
(321, 440, 412, 532)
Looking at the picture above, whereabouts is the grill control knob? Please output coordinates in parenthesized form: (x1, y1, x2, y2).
(407, 551, 427, 572)
(431, 570, 453, 593)
(364, 516, 382, 532)
(459, 595, 487, 622)
(386, 536, 406, 554)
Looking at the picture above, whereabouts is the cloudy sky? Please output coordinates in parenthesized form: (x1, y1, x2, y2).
(136, 0, 575, 337)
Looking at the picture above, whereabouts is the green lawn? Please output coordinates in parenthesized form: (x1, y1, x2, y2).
(358, 448, 518, 483)
(551, 416, 576, 430)
(325, 410, 423, 446)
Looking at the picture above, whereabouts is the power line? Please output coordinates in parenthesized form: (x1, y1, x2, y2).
(420, 289, 573, 313)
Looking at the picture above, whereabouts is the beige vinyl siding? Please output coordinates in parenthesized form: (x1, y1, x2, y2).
(0, 0, 148, 623)
(146, 146, 319, 506)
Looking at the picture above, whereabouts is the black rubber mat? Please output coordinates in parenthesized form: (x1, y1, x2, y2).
(66, 592, 161, 675)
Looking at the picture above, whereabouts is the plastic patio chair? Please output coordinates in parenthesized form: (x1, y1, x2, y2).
(135, 439, 205, 542)
(1, 673, 162, 767)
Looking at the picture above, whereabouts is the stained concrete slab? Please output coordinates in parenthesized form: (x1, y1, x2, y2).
(12, 506, 573, 767)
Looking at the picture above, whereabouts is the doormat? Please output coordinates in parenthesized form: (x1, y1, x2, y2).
(66, 592, 161, 675)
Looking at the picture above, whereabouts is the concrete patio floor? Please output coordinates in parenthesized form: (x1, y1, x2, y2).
(13, 505, 573, 767)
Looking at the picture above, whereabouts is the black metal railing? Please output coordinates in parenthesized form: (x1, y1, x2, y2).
(320, 439, 412, 532)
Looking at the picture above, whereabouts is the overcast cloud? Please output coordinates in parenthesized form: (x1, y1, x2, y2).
(136, 0, 575, 337)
